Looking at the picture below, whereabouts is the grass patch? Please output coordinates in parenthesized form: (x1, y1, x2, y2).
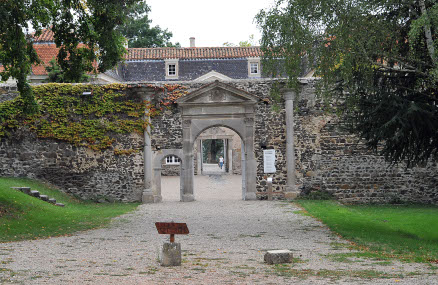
(296, 200, 438, 263)
(0, 177, 139, 242)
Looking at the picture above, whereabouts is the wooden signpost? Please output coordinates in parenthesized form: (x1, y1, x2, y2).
(155, 222, 189, 243)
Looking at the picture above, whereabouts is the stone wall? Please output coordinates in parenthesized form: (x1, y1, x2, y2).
(0, 88, 19, 103)
(1, 81, 436, 204)
(0, 130, 144, 202)
(0, 87, 145, 202)
(290, 80, 438, 204)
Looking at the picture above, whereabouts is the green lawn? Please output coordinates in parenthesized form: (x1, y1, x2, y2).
(0, 177, 139, 242)
(296, 200, 438, 263)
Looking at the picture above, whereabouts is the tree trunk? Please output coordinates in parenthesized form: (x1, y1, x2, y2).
(419, 0, 436, 64)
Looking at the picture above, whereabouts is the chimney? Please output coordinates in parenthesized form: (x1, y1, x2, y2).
(190, 37, 195, 48)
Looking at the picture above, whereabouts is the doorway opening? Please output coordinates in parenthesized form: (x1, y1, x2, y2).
(195, 126, 242, 176)
(193, 126, 242, 200)
(159, 153, 183, 202)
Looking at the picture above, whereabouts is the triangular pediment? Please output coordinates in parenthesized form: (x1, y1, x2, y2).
(193, 71, 233, 82)
(176, 81, 259, 105)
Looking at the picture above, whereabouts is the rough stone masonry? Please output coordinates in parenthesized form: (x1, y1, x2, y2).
(0, 79, 436, 204)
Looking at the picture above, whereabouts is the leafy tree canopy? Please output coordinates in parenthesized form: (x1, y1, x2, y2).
(118, 1, 180, 48)
(223, 35, 257, 47)
(45, 58, 89, 83)
(257, 0, 438, 167)
(0, 0, 138, 113)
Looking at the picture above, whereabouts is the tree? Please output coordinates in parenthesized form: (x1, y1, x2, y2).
(45, 58, 89, 83)
(0, 0, 138, 113)
(118, 1, 179, 48)
(256, 0, 438, 167)
(223, 35, 257, 47)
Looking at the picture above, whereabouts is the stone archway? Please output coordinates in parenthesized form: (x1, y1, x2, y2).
(176, 81, 259, 201)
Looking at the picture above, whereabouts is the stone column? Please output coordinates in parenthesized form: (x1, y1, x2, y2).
(244, 117, 257, 200)
(135, 87, 161, 203)
(228, 138, 233, 175)
(241, 138, 246, 199)
(181, 119, 195, 202)
(284, 89, 299, 199)
(153, 166, 162, 200)
(196, 139, 202, 175)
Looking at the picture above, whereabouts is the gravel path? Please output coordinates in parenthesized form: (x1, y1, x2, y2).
(0, 175, 436, 284)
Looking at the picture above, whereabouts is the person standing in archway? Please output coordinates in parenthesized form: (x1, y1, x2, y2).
(219, 156, 224, 169)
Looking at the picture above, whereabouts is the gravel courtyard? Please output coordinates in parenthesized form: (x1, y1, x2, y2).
(0, 175, 436, 284)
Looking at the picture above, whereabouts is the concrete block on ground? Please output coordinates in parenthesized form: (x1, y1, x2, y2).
(264, 250, 294, 264)
(11, 187, 21, 191)
(30, 190, 40, 197)
(160, 242, 181, 266)
(55, 203, 65, 207)
(39, 195, 49, 201)
(48, 198, 56, 204)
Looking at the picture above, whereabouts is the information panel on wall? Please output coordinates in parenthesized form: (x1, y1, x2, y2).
(263, 149, 276, 173)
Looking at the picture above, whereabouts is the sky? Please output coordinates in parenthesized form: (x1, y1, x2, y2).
(146, 0, 276, 48)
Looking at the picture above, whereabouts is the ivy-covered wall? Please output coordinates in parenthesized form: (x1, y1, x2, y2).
(0, 84, 149, 201)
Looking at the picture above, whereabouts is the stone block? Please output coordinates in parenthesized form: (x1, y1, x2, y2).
(20, 187, 31, 194)
(55, 203, 65, 207)
(160, 242, 181, 267)
(48, 198, 56, 204)
(142, 191, 156, 203)
(264, 250, 294, 264)
(39, 195, 49, 201)
(30, 190, 40, 197)
(284, 191, 299, 200)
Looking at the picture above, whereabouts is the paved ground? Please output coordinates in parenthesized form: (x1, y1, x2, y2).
(200, 163, 226, 175)
(0, 175, 436, 284)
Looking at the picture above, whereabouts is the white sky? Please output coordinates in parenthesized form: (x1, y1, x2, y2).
(146, 0, 276, 47)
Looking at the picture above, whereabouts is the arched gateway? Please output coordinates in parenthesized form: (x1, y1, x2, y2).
(176, 81, 258, 201)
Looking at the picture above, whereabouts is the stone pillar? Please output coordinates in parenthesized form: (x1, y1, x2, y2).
(244, 117, 257, 200)
(197, 139, 202, 175)
(135, 87, 161, 203)
(284, 89, 299, 199)
(228, 138, 233, 175)
(241, 138, 246, 199)
(181, 119, 195, 202)
(153, 166, 162, 201)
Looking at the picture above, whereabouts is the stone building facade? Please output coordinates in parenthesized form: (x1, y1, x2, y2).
(1, 79, 436, 204)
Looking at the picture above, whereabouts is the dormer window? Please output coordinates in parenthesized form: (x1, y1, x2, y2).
(248, 57, 261, 78)
(165, 59, 179, 79)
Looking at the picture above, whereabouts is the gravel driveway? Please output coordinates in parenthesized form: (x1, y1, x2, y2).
(0, 175, 436, 284)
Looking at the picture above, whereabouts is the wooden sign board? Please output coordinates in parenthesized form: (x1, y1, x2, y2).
(155, 222, 189, 235)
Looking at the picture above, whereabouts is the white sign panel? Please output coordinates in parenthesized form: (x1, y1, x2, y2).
(263, 149, 276, 173)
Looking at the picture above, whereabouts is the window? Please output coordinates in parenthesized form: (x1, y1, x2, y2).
(165, 59, 179, 79)
(165, 156, 181, 165)
(248, 57, 261, 77)
(250, 62, 259, 74)
(168, 64, 176, 76)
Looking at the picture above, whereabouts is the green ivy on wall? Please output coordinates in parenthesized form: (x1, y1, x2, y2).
(0, 83, 188, 152)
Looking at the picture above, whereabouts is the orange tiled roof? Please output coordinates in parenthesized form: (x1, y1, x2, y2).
(126, 47, 262, 60)
(32, 44, 59, 75)
(0, 44, 58, 76)
(33, 29, 55, 43)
